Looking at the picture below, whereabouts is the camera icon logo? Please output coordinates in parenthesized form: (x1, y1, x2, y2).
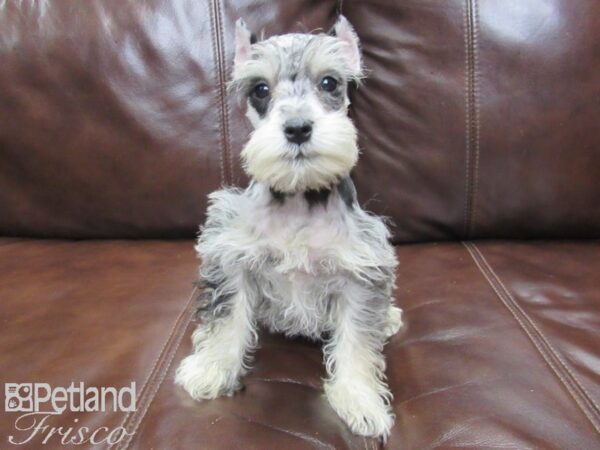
(5, 383, 33, 412)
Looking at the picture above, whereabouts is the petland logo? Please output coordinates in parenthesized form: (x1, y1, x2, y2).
(4, 382, 136, 446)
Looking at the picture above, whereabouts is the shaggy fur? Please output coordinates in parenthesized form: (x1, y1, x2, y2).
(176, 16, 402, 440)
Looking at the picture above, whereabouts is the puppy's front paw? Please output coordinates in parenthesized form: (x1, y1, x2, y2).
(385, 305, 403, 339)
(324, 380, 394, 440)
(175, 352, 242, 400)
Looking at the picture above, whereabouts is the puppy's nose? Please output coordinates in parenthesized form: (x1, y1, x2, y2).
(283, 119, 312, 144)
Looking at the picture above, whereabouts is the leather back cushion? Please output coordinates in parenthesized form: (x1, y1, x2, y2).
(1, 0, 599, 241)
(347, 0, 600, 242)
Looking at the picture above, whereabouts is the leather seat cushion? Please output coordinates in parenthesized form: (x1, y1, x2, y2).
(1, 239, 599, 449)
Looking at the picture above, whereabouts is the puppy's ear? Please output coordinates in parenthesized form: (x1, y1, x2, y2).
(330, 16, 362, 76)
(234, 19, 256, 68)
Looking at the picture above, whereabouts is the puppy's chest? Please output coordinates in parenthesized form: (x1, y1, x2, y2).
(248, 199, 351, 275)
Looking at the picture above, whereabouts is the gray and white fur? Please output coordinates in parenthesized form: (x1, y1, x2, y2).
(175, 16, 403, 440)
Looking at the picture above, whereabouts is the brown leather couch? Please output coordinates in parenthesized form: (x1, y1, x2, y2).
(1, 1, 599, 449)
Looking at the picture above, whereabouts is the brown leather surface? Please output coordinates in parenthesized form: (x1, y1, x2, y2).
(346, 0, 600, 242)
(347, 0, 468, 243)
(2, 0, 600, 241)
(465, 241, 600, 424)
(0, 0, 338, 239)
(3, 239, 596, 448)
(388, 242, 600, 449)
(0, 238, 197, 449)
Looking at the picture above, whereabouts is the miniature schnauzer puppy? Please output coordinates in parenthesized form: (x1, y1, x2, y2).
(176, 16, 403, 439)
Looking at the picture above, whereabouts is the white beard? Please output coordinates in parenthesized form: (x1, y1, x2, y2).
(241, 110, 359, 193)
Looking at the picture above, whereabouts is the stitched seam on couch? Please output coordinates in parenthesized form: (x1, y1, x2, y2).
(362, 436, 379, 450)
(210, 0, 232, 186)
(462, 0, 480, 239)
(217, 0, 235, 184)
(113, 287, 198, 450)
(463, 242, 600, 435)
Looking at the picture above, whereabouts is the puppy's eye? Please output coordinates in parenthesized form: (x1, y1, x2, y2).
(252, 83, 270, 99)
(320, 76, 338, 92)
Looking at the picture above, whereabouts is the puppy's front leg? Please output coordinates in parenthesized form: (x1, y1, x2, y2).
(324, 284, 394, 440)
(176, 271, 257, 400)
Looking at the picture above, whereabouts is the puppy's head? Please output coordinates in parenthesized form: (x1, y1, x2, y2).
(231, 16, 363, 194)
